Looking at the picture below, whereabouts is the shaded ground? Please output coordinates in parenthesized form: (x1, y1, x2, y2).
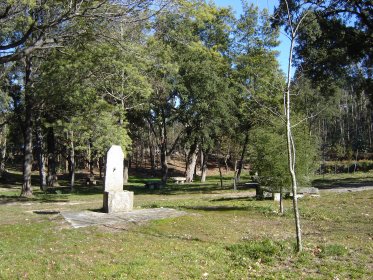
(312, 174, 373, 192)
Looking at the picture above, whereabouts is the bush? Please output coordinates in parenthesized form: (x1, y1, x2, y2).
(249, 116, 319, 192)
(318, 160, 373, 174)
(227, 239, 284, 264)
(319, 244, 348, 258)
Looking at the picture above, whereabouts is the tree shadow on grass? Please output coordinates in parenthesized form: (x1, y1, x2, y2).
(124, 183, 235, 196)
(210, 196, 256, 202)
(312, 176, 373, 189)
(143, 202, 273, 213)
(182, 205, 253, 211)
(0, 172, 24, 187)
(0, 194, 69, 205)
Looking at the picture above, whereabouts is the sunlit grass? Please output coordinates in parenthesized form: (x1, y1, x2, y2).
(0, 171, 372, 279)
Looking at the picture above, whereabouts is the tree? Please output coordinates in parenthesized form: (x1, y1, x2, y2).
(0, 0, 162, 196)
(272, 0, 316, 252)
(175, 2, 235, 183)
(0, 0, 157, 64)
(274, 0, 373, 159)
(232, 2, 283, 182)
(249, 116, 318, 213)
(145, 35, 180, 182)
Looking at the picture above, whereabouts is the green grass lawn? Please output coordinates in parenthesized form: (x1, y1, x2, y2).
(0, 171, 372, 279)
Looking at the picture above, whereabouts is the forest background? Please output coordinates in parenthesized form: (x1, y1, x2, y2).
(0, 0, 371, 197)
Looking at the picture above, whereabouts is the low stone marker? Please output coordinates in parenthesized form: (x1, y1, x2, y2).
(273, 192, 281, 201)
(103, 145, 134, 213)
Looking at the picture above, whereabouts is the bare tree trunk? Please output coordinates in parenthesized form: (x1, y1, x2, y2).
(47, 127, 58, 187)
(160, 146, 168, 182)
(160, 109, 169, 182)
(140, 141, 144, 169)
(99, 157, 104, 179)
(148, 128, 156, 176)
(233, 161, 238, 191)
(237, 132, 249, 182)
(21, 56, 33, 197)
(22, 119, 33, 197)
(218, 159, 223, 188)
(200, 150, 208, 182)
(280, 186, 284, 214)
(185, 142, 198, 183)
(68, 131, 75, 191)
(88, 140, 94, 176)
(0, 124, 7, 178)
(35, 116, 47, 191)
(123, 158, 129, 184)
(354, 149, 358, 173)
(285, 34, 302, 252)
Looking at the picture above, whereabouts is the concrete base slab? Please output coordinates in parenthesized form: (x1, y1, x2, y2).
(61, 208, 187, 229)
(103, 190, 133, 213)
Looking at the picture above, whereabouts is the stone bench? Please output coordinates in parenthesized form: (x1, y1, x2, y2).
(170, 177, 187, 184)
(86, 175, 97, 185)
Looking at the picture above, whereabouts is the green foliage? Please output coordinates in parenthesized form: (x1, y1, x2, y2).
(249, 116, 319, 191)
(274, 0, 373, 158)
(319, 244, 348, 258)
(319, 160, 373, 174)
(227, 239, 284, 264)
(54, 100, 131, 159)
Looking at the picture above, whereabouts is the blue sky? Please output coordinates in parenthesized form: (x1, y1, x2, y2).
(213, 0, 290, 74)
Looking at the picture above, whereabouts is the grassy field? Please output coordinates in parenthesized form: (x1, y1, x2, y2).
(0, 171, 372, 279)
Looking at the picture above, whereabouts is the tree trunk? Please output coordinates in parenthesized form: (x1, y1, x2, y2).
(99, 157, 104, 179)
(160, 147, 168, 182)
(185, 141, 198, 183)
(22, 119, 33, 197)
(160, 109, 169, 183)
(68, 131, 75, 191)
(233, 161, 238, 191)
(21, 56, 33, 197)
(35, 116, 47, 191)
(237, 131, 249, 182)
(218, 159, 223, 188)
(149, 144, 156, 176)
(280, 186, 284, 214)
(0, 124, 7, 178)
(123, 158, 129, 184)
(148, 128, 156, 176)
(285, 35, 302, 252)
(200, 150, 208, 182)
(47, 127, 58, 187)
(88, 140, 94, 176)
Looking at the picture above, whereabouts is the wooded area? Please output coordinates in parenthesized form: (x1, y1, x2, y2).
(0, 0, 371, 199)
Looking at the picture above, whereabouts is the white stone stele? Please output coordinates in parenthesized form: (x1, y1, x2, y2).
(103, 145, 134, 213)
(104, 145, 124, 192)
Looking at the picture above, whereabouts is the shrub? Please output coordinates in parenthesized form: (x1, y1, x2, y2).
(319, 244, 348, 258)
(227, 239, 284, 264)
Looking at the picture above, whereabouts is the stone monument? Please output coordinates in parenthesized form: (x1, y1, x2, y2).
(103, 145, 134, 213)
